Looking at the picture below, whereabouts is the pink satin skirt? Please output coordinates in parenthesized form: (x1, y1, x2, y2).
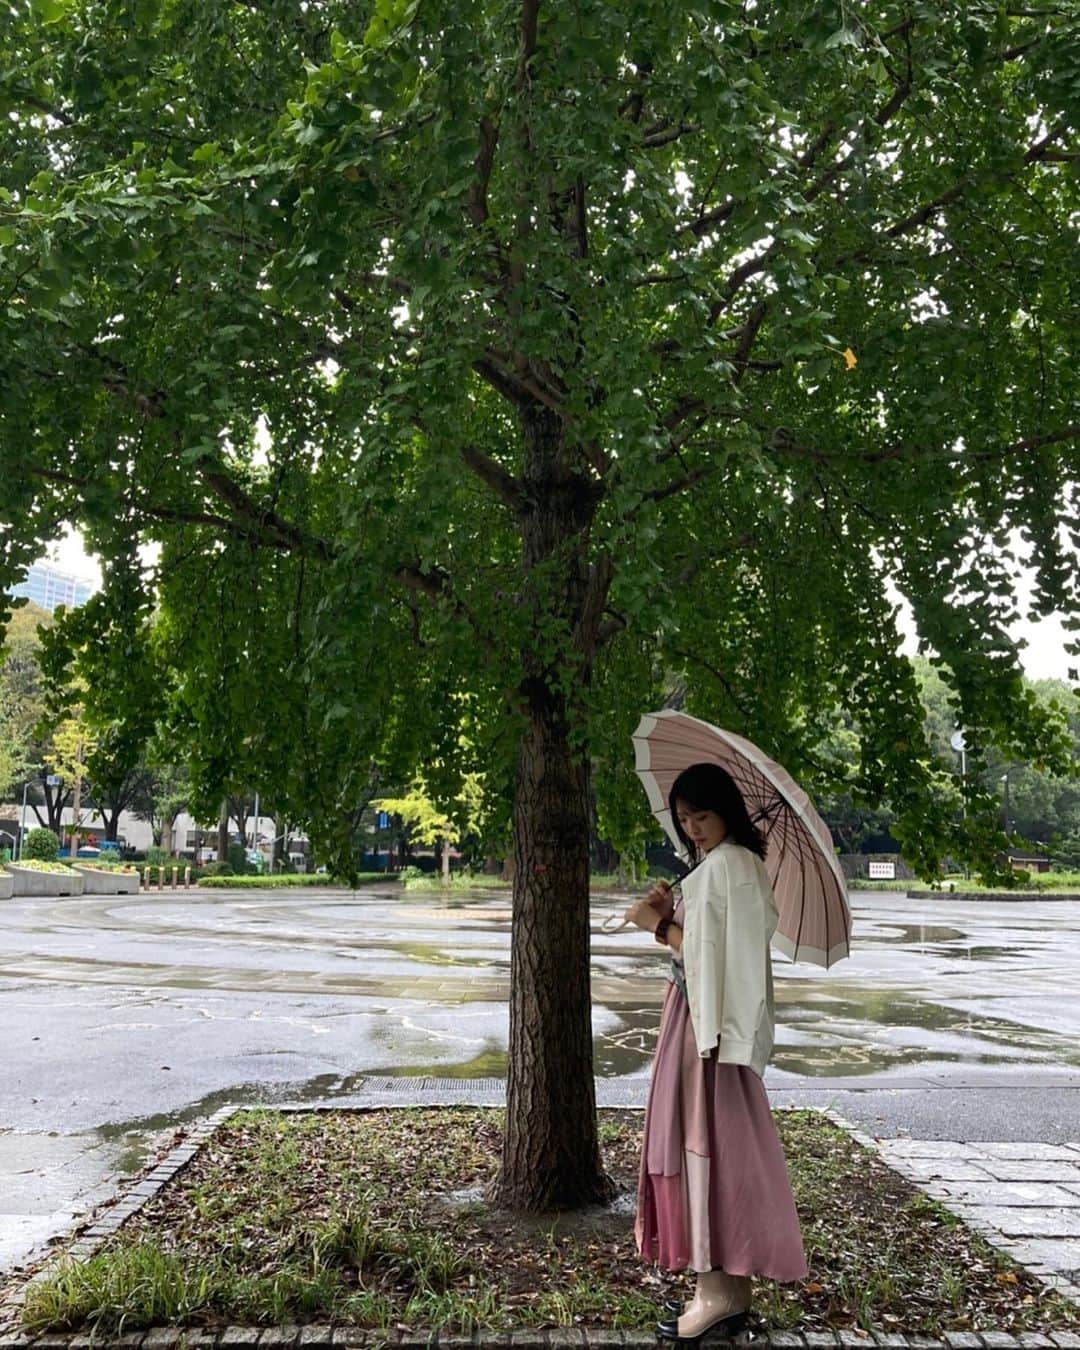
(635, 980, 808, 1279)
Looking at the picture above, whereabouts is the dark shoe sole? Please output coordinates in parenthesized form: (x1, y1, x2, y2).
(655, 1310, 750, 1346)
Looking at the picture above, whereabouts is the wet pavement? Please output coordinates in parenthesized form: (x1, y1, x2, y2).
(1, 884, 1078, 1275)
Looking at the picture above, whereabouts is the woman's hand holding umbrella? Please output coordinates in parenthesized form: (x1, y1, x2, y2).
(623, 880, 674, 932)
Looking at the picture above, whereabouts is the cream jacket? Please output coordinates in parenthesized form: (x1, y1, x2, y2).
(678, 839, 778, 1077)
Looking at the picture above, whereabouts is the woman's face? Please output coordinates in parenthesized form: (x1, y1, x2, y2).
(675, 801, 727, 853)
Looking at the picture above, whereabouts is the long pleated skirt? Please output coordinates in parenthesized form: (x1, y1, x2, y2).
(635, 980, 808, 1279)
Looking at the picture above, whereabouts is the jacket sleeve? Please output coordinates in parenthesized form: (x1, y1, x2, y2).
(711, 853, 772, 1066)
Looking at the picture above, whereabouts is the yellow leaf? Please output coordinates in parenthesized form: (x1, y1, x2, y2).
(994, 1271, 1019, 1285)
(342, 165, 361, 182)
(843, 346, 858, 369)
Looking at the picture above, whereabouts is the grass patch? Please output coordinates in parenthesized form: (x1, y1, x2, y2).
(17, 1109, 1080, 1338)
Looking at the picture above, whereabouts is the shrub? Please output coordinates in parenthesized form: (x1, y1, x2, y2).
(201, 861, 234, 877)
(23, 828, 60, 862)
(144, 845, 170, 866)
(198, 873, 387, 889)
(227, 843, 256, 875)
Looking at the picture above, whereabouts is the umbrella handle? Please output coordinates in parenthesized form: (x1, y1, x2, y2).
(601, 912, 633, 933)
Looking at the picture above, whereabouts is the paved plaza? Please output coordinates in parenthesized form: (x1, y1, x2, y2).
(0, 884, 1078, 1295)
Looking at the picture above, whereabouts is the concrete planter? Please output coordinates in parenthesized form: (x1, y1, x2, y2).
(6, 863, 85, 897)
(0, 871, 13, 899)
(73, 865, 140, 895)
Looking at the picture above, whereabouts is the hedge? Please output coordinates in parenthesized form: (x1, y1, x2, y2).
(197, 873, 389, 889)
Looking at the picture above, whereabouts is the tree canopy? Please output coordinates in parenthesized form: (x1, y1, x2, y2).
(2, 0, 1078, 1205)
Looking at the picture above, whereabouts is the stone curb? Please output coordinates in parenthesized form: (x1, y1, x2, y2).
(3, 1104, 1079, 1347)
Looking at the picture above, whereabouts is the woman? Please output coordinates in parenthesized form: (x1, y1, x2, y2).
(623, 761, 807, 1346)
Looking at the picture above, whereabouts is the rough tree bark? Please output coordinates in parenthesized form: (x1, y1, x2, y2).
(491, 408, 614, 1209)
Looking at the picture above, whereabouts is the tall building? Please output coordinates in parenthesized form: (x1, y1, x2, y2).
(9, 562, 96, 613)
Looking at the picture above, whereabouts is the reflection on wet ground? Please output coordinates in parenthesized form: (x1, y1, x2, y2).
(1, 886, 1078, 1093)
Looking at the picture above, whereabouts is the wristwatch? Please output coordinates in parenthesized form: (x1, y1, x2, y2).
(654, 917, 673, 945)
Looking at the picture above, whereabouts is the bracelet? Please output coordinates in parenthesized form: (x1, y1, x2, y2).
(654, 917, 673, 946)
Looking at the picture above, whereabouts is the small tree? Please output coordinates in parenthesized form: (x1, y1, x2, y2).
(23, 827, 59, 862)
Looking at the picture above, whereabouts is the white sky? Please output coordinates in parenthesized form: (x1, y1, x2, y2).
(41, 527, 1076, 683)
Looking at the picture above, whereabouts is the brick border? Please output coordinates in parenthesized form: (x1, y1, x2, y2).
(3, 1105, 1079, 1350)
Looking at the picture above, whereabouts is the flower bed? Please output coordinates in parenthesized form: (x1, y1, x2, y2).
(72, 864, 139, 895)
(6, 861, 85, 897)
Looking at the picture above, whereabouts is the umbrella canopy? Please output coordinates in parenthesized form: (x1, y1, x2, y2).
(633, 709, 851, 968)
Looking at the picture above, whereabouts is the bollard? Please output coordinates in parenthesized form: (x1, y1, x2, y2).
(157, 866, 164, 893)
(184, 865, 191, 889)
(142, 867, 150, 891)
(171, 865, 178, 889)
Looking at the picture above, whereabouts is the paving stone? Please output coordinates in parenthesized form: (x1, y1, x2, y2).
(582, 1333, 626, 1350)
(257, 1332, 298, 1350)
(868, 1337, 909, 1348)
(835, 1337, 874, 1349)
(980, 1337, 1019, 1349)
(884, 1160, 997, 1183)
(141, 1330, 183, 1350)
(437, 1337, 477, 1350)
(1015, 1336, 1055, 1348)
(545, 1335, 585, 1349)
(876, 1141, 981, 1160)
(951, 1206, 1080, 1238)
(941, 1183, 1080, 1208)
(904, 1339, 942, 1350)
(173, 1333, 220, 1349)
(216, 1332, 263, 1349)
(976, 1163, 1080, 1185)
(972, 1145, 1080, 1162)
(804, 1336, 839, 1348)
(296, 1328, 334, 1348)
(764, 1335, 806, 1348)
(507, 1336, 546, 1350)
(1048, 1337, 1080, 1349)
(942, 1335, 983, 1349)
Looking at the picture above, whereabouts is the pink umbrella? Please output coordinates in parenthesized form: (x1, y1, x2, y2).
(633, 709, 851, 968)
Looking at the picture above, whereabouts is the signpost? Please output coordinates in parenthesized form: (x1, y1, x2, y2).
(868, 860, 896, 880)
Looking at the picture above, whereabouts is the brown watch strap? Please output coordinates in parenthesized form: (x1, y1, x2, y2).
(655, 917, 673, 945)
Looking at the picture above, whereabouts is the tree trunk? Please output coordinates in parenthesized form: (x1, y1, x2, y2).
(161, 815, 174, 855)
(69, 774, 82, 856)
(217, 799, 229, 861)
(441, 837, 451, 882)
(490, 407, 613, 1210)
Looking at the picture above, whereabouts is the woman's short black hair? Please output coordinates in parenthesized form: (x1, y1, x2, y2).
(668, 761, 767, 865)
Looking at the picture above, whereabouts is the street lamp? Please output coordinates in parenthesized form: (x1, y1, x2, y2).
(1000, 771, 1011, 836)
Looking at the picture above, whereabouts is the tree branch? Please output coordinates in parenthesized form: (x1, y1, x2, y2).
(467, 114, 500, 227)
(642, 121, 702, 149)
(460, 445, 528, 512)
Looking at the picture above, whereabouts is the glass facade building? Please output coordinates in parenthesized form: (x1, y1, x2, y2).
(9, 563, 96, 613)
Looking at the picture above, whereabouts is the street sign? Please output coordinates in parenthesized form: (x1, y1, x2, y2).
(46, 774, 61, 786)
(377, 811, 390, 830)
(868, 860, 896, 880)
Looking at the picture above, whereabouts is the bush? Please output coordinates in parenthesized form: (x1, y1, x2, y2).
(143, 846, 170, 866)
(23, 828, 60, 862)
(226, 843, 258, 875)
(199, 873, 387, 889)
(201, 861, 234, 877)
